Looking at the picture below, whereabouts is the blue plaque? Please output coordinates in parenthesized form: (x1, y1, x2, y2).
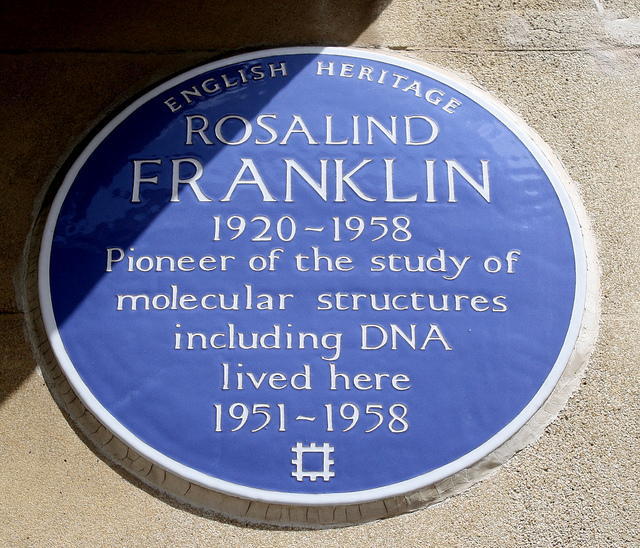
(39, 48, 588, 511)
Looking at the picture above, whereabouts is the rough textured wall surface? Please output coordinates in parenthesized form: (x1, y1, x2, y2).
(2, 0, 639, 545)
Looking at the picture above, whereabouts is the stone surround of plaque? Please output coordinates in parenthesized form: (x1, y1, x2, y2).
(32, 47, 596, 526)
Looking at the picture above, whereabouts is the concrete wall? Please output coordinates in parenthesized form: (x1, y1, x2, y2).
(2, 0, 639, 545)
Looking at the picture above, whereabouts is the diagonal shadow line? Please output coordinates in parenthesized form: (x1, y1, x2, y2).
(8, 0, 395, 407)
(0, 0, 391, 52)
(49, 46, 418, 329)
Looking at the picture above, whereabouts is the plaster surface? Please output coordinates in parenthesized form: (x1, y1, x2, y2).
(2, 0, 639, 545)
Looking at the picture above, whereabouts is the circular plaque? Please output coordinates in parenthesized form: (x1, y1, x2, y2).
(34, 47, 596, 525)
